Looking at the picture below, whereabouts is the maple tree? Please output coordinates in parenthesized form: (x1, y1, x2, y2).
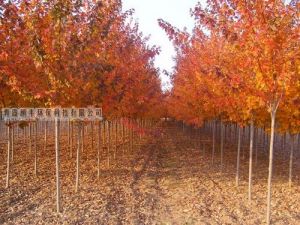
(160, 0, 299, 224)
(0, 0, 163, 118)
(0, 0, 164, 214)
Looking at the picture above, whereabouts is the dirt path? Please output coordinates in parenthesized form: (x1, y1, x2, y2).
(0, 122, 299, 224)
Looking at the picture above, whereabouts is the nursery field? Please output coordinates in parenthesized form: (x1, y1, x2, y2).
(1, 121, 299, 225)
(1, 1, 299, 225)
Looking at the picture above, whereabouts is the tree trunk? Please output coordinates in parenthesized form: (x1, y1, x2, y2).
(11, 125, 14, 162)
(70, 121, 73, 158)
(29, 123, 32, 154)
(122, 120, 125, 154)
(76, 123, 82, 192)
(68, 120, 71, 157)
(82, 123, 84, 155)
(55, 118, 61, 213)
(97, 121, 102, 178)
(288, 134, 294, 188)
(6, 124, 12, 188)
(91, 121, 94, 153)
(248, 120, 254, 201)
(266, 108, 277, 225)
(130, 120, 133, 152)
(220, 121, 224, 172)
(34, 122, 38, 176)
(107, 121, 111, 168)
(23, 127, 26, 146)
(255, 128, 258, 165)
(103, 120, 106, 152)
(236, 126, 241, 187)
(44, 121, 48, 151)
(114, 121, 117, 159)
(242, 127, 246, 160)
(212, 120, 216, 165)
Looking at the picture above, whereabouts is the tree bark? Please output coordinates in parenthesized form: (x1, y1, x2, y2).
(107, 121, 111, 168)
(55, 118, 61, 213)
(97, 121, 102, 178)
(288, 134, 294, 188)
(34, 122, 38, 176)
(29, 123, 32, 154)
(82, 123, 84, 155)
(6, 124, 12, 188)
(76, 123, 82, 192)
(220, 121, 224, 172)
(255, 128, 258, 165)
(122, 120, 125, 154)
(68, 120, 71, 157)
(70, 121, 73, 158)
(266, 108, 277, 225)
(236, 126, 241, 187)
(91, 121, 94, 153)
(11, 125, 14, 162)
(44, 121, 48, 152)
(114, 121, 117, 159)
(212, 120, 216, 165)
(248, 120, 254, 201)
(130, 120, 133, 152)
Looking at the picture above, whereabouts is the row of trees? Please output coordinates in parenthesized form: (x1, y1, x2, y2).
(0, 0, 164, 214)
(160, 0, 299, 224)
(2, 116, 153, 212)
(0, 0, 163, 118)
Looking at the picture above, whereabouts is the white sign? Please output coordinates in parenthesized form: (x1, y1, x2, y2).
(0, 108, 102, 121)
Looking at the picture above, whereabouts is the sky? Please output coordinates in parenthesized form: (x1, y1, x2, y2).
(122, 0, 204, 90)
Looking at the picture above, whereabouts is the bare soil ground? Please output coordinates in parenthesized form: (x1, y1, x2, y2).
(0, 122, 299, 224)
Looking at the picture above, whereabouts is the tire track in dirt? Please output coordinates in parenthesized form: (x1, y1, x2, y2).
(101, 184, 127, 225)
(160, 123, 240, 224)
(129, 133, 165, 225)
(0, 186, 41, 224)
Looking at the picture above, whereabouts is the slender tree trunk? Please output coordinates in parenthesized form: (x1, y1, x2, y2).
(76, 123, 82, 192)
(34, 122, 38, 176)
(236, 126, 241, 187)
(107, 121, 111, 168)
(263, 129, 266, 152)
(97, 121, 101, 178)
(266, 108, 277, 225)
(248, 120, 254, 201)
(220, 121, 224, 172)
(212, 120, 216, 165)
(55, 118, 61, 213)
(288, 134, 295, 188)
(6, 124, 12, 188)
(17, 124, 19, 138)
(283, 133, 286, 152)
(91, 121, 94, 153)
(255, 128, 258, 165)
(70, 121, 73, 158)
(242, 127, 246, 160)
(122, 121, 125, 154)
(103, 120, 106, 153)
(29, 123, 32, 154)
(82, 123, 84, 155)
(23, 127, 26, 146)
(130, 120, 133, 152)
(11, 125, 14, 162)
(44, 121, 48, 151)
(114, 121, 117, 159)
(68, 120, 71, 157)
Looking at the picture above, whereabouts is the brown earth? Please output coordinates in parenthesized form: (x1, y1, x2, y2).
(0, 122, 299, 225)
